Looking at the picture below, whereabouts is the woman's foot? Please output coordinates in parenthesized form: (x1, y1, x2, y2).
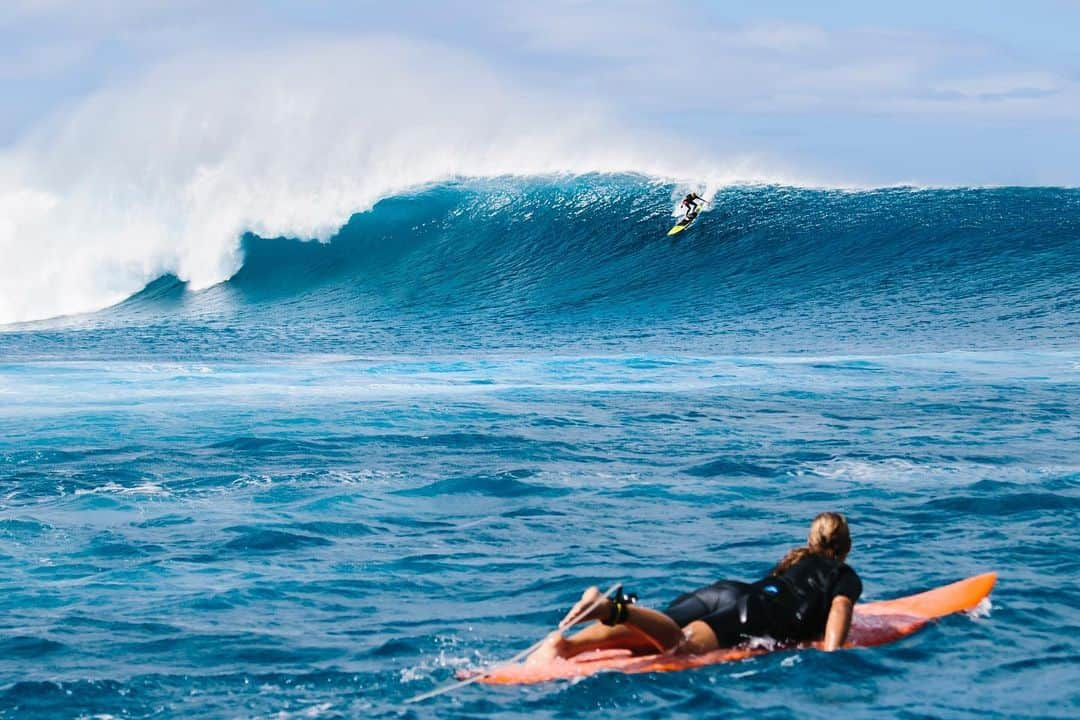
(558, 586, 611, 628)
(526, 631, 570, 665)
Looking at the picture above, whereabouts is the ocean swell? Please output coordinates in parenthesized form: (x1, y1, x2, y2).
(7, 176, 1069, 359)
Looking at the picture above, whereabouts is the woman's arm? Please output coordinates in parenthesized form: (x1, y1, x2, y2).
(822, 595, 854, 651)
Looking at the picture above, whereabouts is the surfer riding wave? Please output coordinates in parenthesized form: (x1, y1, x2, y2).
(680, 192, 704, 220)
(529, 512, 860, 662)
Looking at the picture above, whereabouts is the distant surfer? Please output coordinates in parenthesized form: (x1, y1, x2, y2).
(530, 512, 861, 661)
(680, 192, 704, 221)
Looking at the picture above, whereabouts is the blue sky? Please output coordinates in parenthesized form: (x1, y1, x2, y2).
(2, 0, 1079, 185)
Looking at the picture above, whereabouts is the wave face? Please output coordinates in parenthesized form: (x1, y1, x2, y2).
(3, 176, 1079, 358)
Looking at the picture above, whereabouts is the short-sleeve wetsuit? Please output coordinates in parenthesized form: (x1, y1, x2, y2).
(662, 555, 862, 646)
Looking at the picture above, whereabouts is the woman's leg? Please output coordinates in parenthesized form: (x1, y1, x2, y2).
(531, 581, 758, 662)
(529, 585, 687, 662)
(563, 604, 683, 655)
(531, 586, 691, 662)
(680, 620, 721, 654)
(530, 623, 657, 663)
(542, 608, 727, 660)
(530, 606, 684, 663)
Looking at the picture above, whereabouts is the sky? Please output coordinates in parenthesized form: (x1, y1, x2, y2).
(3, 0, 1080, 186)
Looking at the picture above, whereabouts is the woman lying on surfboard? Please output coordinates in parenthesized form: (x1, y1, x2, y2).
(531, 512, 861, 662)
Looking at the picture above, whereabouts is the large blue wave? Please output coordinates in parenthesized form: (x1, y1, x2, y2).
(6, 175, 1079, 358)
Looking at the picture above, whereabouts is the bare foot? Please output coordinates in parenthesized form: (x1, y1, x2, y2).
(526, 631, 569, 665)
(558, 586, 610, 629)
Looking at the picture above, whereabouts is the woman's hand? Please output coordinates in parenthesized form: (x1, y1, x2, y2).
(558, 586, 612, 629)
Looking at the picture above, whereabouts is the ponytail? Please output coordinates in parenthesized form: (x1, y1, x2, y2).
(771, 512, 851, 575)
(772, 546, 813, 575)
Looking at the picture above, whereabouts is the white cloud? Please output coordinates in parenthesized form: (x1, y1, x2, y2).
(931, 71, 1063, 99)
(479, 1, 1080, 119)
(738, 23, 828, 53)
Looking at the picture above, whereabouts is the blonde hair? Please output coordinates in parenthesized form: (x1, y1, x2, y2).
(772, 512, 852, 574)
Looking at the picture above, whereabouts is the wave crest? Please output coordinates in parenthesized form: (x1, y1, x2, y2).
(81, 177, 1078, 357)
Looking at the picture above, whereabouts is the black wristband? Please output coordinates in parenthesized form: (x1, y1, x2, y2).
(601, 587, 636, 626)
(602, 598, 623, 626)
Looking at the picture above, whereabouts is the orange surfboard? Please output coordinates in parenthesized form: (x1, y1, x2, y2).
(476, 573, 996, 685)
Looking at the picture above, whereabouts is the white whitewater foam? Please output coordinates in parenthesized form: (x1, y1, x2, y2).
(0, 37, 800, 325)
(966, 597, 993, 619)
(71, 481, 170, 497)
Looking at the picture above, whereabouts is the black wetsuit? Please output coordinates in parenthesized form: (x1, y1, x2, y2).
(681, 195, 701, 218)
(663, 556, 862, 646)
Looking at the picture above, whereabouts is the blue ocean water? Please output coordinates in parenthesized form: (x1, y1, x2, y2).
(1, 177, 1078, 718)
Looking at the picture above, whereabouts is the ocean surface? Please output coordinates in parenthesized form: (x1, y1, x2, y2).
(1, 176, 1078, 718)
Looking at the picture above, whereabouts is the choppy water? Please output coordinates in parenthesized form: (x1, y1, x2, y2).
(1, 178, 1078, 718)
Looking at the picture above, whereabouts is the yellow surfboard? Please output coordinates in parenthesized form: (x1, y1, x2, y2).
(667, 207, 701, 236)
